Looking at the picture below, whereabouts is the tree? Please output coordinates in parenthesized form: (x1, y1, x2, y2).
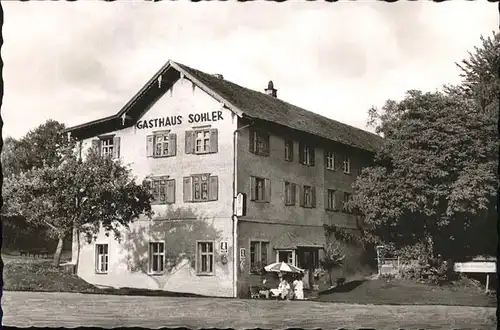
(320, 240, 345, 287)
(351, 33, 498, 262)
(3, 147, 153, 266)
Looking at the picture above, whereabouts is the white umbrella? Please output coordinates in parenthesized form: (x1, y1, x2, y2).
(264, 261, 304, 273)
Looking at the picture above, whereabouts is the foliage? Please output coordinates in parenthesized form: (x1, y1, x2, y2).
(320, 240, 345, 287)
(250, 261, 266, 275)
(351, 33, 499, 263)
(400, 257, 456, 285)
(3, 147, 153, 265)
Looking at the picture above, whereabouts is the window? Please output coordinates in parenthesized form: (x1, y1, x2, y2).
(147, 131, 177, 158)
(95, 244, 109, 273)
(185, 128, 218, 154)
(284, 182, 296, 206)
(149, 242, 165, 273)
(343, 156, 351, 174)
(284, 139, 294, 161)
(326, 189, 337, 210)
(300, 185, 316, 208)
(278, 250, 294, 265)
(343, 192, 352, 212)
(183, 174, 218, 202)
(325, 151, 335, 170)
(197, 241, 214, 275)
(92, 136, 120, 159)
(250, 176, 271, 202)
(249, 130, 270, 156)
(250, 241, 269, 273)
(145, 177, 175, 204)
(299, 142, 315, 166)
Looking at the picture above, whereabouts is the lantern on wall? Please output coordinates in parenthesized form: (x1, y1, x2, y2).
(221, 254, 228, 265)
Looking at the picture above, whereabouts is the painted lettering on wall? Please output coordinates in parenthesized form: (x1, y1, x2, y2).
(136, 111, 224, 129)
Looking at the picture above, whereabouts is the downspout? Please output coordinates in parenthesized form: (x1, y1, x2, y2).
(232, 119, 255, 298)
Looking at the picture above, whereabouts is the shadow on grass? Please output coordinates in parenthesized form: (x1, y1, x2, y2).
(92, 287, 208, 298)
(318, 280, 366, 295)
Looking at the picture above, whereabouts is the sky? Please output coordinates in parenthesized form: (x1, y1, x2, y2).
(2, 1, 498, 139)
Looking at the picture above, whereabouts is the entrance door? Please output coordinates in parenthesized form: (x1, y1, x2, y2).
(297, 248, 319, 289)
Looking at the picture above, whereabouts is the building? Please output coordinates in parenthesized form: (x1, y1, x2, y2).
(64, 60, 383, 298)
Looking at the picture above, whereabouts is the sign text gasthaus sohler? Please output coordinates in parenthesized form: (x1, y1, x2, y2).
(135, 111, 223, 129)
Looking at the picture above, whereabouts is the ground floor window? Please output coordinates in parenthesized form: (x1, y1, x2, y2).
(95, 244, 109, 273)
(149, 242, 165, 273)
(277, 250, 295, 266)
(297, 249, 320, 269)
(250, 241, 269, 273)
(197, 241, 214, 275)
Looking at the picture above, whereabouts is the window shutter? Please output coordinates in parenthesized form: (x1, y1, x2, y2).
(250, 176, 256, 201)
(183, 177, 193, 202)
(324, 189, 329, 210)
(112, 137, 121, 159)
(185, 131, 194, 154)
(166, 179, 175, 204)
(208, 176, 218, 201)
(264, 133, 270, 156)
(264, 178, 271, 202)
(289, 141, 294, 161)
(310, 147, 315, 166)
(337, 191, 344, 211)
(168, 133, 177, 156)
(298, 142, 304, 164)
(311, 186, 316, 207)
(146, 135, 154, 157)
(299, 185, 304, 207)
(249, 130, 255, 153)
(92, 139, 101, 152)
(209, 129, 218, 153)
(291, 183, 296, 205)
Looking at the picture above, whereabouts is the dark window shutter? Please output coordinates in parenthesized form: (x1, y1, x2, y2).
(264, 133, 270, 156)
(311, 186, 316, 207)
(183, 177, 193, 202)
(298, 142, 304, 164)
(185, 131, 194, 154)
(289, 141, 294, 161)
(324, 189, 329, 210)
(112, 137, 121, 159)
(264, 178, 271, 202)
(249, 130, 255, 153)
(310, 147, 315, 166)
(166, 179, 175, 204)
(250, 176, 256, 201)
(291, 183, 296, 205)
(209, 129, 218, 153)
(299, 185, 304, 207)
(168, 133, 177, 156)
(337, 191, 344, 211)
(92, 139, 101, 153)
(146, 135, 154, 157)
(208, 176, 218, 201)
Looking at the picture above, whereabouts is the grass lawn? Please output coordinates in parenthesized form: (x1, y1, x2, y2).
(317, 278, 497, 307)
(4, 254, 496, 307)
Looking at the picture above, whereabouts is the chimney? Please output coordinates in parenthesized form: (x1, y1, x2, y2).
(213, 74, 224, 79)
(265, 80, 277, 98)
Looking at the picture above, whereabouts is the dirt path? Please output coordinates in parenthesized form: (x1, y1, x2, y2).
(2, 291, 497, 329)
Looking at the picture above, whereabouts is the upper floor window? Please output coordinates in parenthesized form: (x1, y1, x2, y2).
(249, 130, 270, 156)
(183, 174, 218, 202)
(343, 192, 352, 212)
(326, 189, 337, 211)
(343, 156, 351, 174)
(147, 131, 177, 158)
(250, 176, 271, 202)
(185, 128, 218, 155)
(284, 181, 296, 206)
(325, 151, 335, 170)
(299, 142, 315, 166)
(92, 136, 120, 159)
(284, 139, 294, 161)
(145, 176, 175, 205)
(300, 185, 316, 208)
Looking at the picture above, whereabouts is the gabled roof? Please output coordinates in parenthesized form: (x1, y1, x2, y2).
(64, 60, 383, 152)
(274, 232, 324, 250)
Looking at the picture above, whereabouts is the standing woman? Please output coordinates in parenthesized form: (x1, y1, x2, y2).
(293, 273, 304, 300)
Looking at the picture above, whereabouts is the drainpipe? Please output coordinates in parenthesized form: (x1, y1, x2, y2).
(232, 119, 255, 298)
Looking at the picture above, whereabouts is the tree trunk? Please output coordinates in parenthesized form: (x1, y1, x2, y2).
(328, 269, 333, 287)
(52, 235, 64, 267)
(75, 228, 81, 274)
